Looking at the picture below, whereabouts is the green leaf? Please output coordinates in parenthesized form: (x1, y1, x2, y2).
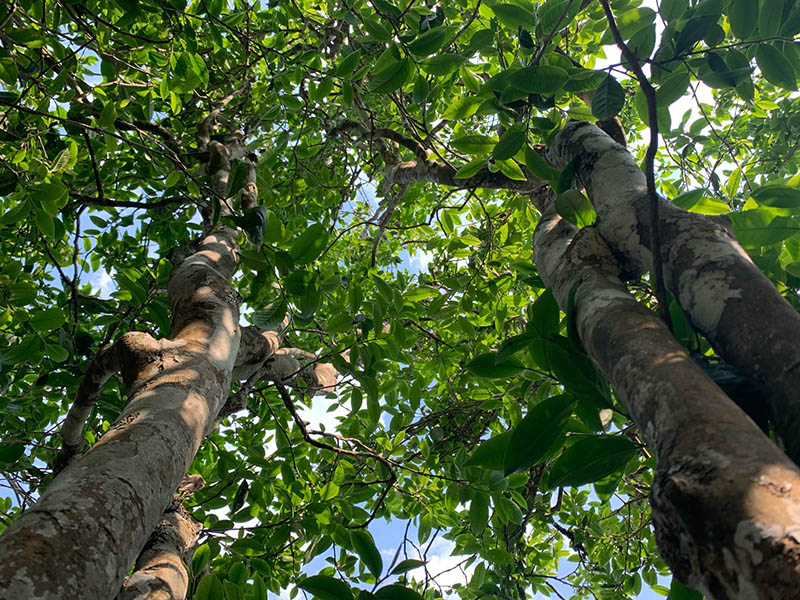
(755, 43, 797, 90)
(752, 184, 800, 210)
(591, 74, 625, 120)
(504, 395, 576, 475)
(469, 490, 489, 535)
(350, 530, 382, 577)
(0, 444, 25, 464)
(375, 586, 424, 600)
(442, 96, 482, 120)
(524, 145, 559, 187)
(668, 578, 704, 600)
(336, 50, 362, 77)
(758, 0, 783, 37)
(30, 307, 66, 333)
(291, 223, 329, 264)
(555, 189, 596, 227)
(370, 58, 413, 93)
(408, 27, 449, 56)
(490, 3, 535, 28)
(362, 17, 393, 41)
(727, 0, 758, 38)
(454, 157, 487, 179)
(465, 431, 513, 470)
(4, 335, 41, 365)
(192, 544, 210, 575)
(492, 126, 525, 161)
(0, 55, 18, 85)
(465, 352, 525, 378)
(548, 436, 638, 488)
(530, 288, 560, 337)
(194, 573, 224, 600)
(421, 53, 466, 76)
(496, 159, 526, 181)
(496, 332, 538, 362)
(405, 285, 439, 301)
(508, 65, 569, 94)
(661, 0, 689, 22)
(451, 134, 496, 154)
(45, 343, 69, 362)
(298, 576, 353, 600)
(390, 559, 424, 575)
(731, 209, 798, 247)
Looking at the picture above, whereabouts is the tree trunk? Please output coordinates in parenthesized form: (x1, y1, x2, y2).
(533, 200, 800, 599)
(547, 121, 800, 463)
(0, 227, 241, 600)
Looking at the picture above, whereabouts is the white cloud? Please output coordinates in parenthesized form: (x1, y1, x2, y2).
(409, 249, 434, 273)
(90, 268, 115, 297)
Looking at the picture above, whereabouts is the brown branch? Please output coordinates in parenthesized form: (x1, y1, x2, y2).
(599, 0, 671, 330)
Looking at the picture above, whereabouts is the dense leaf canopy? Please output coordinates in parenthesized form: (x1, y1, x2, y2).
(1, 0, 800, 598)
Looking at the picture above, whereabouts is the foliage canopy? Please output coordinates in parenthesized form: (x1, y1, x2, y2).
(2, 0, 800, 598)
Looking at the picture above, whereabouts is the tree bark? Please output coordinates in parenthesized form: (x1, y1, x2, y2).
(0, 227, 242, 600)
(117, 475, 205, 600)
(533, 201, 800, 599)
(547, 121, 800, 464)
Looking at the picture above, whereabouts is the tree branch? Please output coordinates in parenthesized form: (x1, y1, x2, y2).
(600, 0, 671, 330)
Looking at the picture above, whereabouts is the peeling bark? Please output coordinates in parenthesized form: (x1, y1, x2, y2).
(533, 202, 800, 600)
(0, 227, 241, 600)
(548, 121, 800, 463)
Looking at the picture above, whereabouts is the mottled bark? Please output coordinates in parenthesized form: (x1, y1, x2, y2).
(533, 202, 800, 600)
(0, 227, 242, 600)
(548, 121, 800, 463)
(118, 475, 205, 600)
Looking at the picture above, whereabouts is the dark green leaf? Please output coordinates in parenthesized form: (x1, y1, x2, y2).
(508, 65, 569, 94)
(758, 0, 783, 37)
(591, 74, 625, 120)
(298, 576, 354, 600)
(231, 480, 249, 513)
(408, 27, 449, 56)
(548, 436, 638, 487)
(421, 53, 466, 76)
(451, 134, 496, 154)
(465, 352, 525, 378)
(370, 58, 413, 93)
(350, 530, 382, 577)
(668, 578, 704, 600)
(727, 0, 758, 39)
(755, 43, 798, 90)
(0, 444, 25, 464)
(469, 490, 489, 535)
(390, 559, 424, 575)
(751, 184, 800, 210)
(524, 145, 559, 187)
(465, 431, 513, 470)
(291, 223, 329, 264)
(504, 395, 576, 475)
(555, 189, 597, 227)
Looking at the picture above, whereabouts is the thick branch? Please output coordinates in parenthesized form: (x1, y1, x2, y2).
(118, 475, 205, 600)
(533, 198, 800, 598)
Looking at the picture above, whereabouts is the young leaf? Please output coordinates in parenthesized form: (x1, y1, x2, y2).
(454, 158, 486, 179)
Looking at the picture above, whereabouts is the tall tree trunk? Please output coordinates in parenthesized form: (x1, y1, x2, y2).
(547, 122, 800, 463)
(0, 227, 242, 599)
(533, 200, 800, 599)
